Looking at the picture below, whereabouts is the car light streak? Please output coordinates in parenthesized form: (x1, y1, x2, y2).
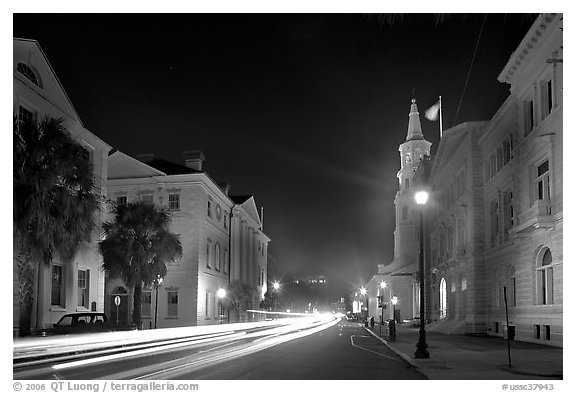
(121, 315, 340, 380)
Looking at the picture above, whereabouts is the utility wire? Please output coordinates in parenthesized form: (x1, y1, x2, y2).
(453, 14, 487, 127)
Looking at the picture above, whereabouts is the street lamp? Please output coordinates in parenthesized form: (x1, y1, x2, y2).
(414, 190, 430, 359)
(272, 281, 280, 311)
(360, 287, 368, 321)
(217, 288, 226, 324)
(154, 275, 164, 329)
(379, 281, 387, 336)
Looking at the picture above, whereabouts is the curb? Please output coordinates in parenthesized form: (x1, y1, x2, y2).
(363, 327, 428, 379)
(496, 365, 563, 379)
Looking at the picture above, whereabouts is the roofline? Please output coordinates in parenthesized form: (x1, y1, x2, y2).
(14, 37, 85, 127)
(497, 14, 562, 84)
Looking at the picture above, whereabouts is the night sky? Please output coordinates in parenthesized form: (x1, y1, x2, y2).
(13, 13, 537, 293)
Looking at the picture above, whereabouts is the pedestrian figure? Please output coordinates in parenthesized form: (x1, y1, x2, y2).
(370, 317, 375, 329)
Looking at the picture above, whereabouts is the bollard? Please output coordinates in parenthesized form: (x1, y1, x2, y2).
(388, 319, 396, 342)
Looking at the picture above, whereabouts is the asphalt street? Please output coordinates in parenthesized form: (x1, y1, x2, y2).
(177, 320, 425, 379)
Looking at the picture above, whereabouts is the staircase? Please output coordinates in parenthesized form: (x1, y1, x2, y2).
(427, 319, 467, 335)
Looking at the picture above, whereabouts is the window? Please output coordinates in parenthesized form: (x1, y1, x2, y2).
(215, 243, 221, 271)
(207, 200, 212, 217)
(509, 277, 517, 307)
(537, 249, 554, 305)
(405, 178, 410, 190)
(544, 325, 551, 340)
(51, 265, 64, 306)
(223, 249, 229, 274)
(18, 105, 36, 126)
(496, 147, 503, 172)
(534, 324, 541, 339)
(77, 269, 90, 308)
(536, 161, 550, 201)
(168, 193, 180, 211)
(206, 239, 212, 268)
(503, 191, 513, 241)
(503, 138, 511, 165)
(490, 199, 500, 247)
(525, 100, 535, 135)
(543, 79, 553, 117)
(116, 196, 127, 206)
(167, 290, 178, 317)
(142, 194, 153, 205)
(224, 214, 228, 229)
(402, 206, 408, 220)
(205, 291, 212, 319)
(17, 62, 41, 87)
(141, 291, 152, 318)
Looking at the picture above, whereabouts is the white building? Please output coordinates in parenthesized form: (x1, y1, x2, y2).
(368, 13, 563, 346)
(13, 38, 112, 333)
(105, 151, 269, 327)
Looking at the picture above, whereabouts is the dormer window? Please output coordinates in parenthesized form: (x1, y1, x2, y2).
(17, 62, 41, 87)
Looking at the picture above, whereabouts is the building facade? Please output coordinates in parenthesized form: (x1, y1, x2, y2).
(13, 38, 112, 333)
(368, 13, 562, 346)
(105, 151, 269, 328)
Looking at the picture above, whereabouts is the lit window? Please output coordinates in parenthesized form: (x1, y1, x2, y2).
(77, 269, 90, 308)
(223, 249, 228, 274)
(168, 193, 180, 211)
(205, 291, 211, 319)
(537, 249, 554, 305)
(536, 161, 550, 201)
(17, 62, 41, 87)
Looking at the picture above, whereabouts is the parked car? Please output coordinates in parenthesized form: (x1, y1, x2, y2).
(345, 313, 359, 322)
(41, 312, 136, 336)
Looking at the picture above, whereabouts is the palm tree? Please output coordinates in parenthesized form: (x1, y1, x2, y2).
(99, 201, 182, 328)
(227, 280, 257, 322)
(13, 116, 100, 336)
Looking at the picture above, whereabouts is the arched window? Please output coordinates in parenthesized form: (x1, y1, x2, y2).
(439, 278, 447, 319)
(17, 62, 41, 87)
(537, 248, 554, 304)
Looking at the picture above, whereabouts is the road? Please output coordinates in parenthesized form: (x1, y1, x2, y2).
(14, 316, 425, 380)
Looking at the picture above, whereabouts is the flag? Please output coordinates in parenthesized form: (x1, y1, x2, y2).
(425, 100, 441, 121)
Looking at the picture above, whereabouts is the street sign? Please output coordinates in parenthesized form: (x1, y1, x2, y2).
(114, 295, 121, 307)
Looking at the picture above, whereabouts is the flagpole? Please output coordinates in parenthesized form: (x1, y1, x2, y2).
(439, 95, 443, 139)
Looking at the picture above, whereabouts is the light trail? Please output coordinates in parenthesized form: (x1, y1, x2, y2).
(14, 312, 341, 380)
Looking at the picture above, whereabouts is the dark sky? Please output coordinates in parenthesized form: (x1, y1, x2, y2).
(14, 13, 537, 292)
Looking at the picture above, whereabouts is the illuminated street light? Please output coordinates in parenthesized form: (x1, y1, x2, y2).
(380, 281, 387, 289)
(154, 275, 163, 329)
(360, 287, 367, 296)
(216, 288, 226, 324)
(273, 281, 280, 291)
(414, 189, 430, 359)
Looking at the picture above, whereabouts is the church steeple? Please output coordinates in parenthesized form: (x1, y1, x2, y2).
(406, 98, 425, 141)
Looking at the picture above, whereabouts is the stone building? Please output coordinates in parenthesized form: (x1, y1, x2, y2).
(105, 151, 269, 328)
(368, 13, 562, 346)
(13, 38, 112, 333)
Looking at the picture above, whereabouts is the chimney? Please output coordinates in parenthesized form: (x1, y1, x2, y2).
(137, 153, 156, 162)
(183, 150, 205, 171)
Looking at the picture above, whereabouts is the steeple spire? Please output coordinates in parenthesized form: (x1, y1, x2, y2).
(406, 98, 424, 141)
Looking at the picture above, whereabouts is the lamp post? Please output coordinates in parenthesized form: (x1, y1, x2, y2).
(414, 190, 430, 359)
(360, 287, 367, 321)
(217, 288, 226, 324)
(273, 281, 280, 312)
(379, 281, 387, 336)
(391, 295, 398, 322)
(154, 275, 163, 329)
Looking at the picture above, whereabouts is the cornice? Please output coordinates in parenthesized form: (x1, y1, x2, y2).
(498, 13, 562, 84)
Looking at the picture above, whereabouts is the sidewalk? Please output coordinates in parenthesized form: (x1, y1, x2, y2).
(365, 323, 563, 380)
